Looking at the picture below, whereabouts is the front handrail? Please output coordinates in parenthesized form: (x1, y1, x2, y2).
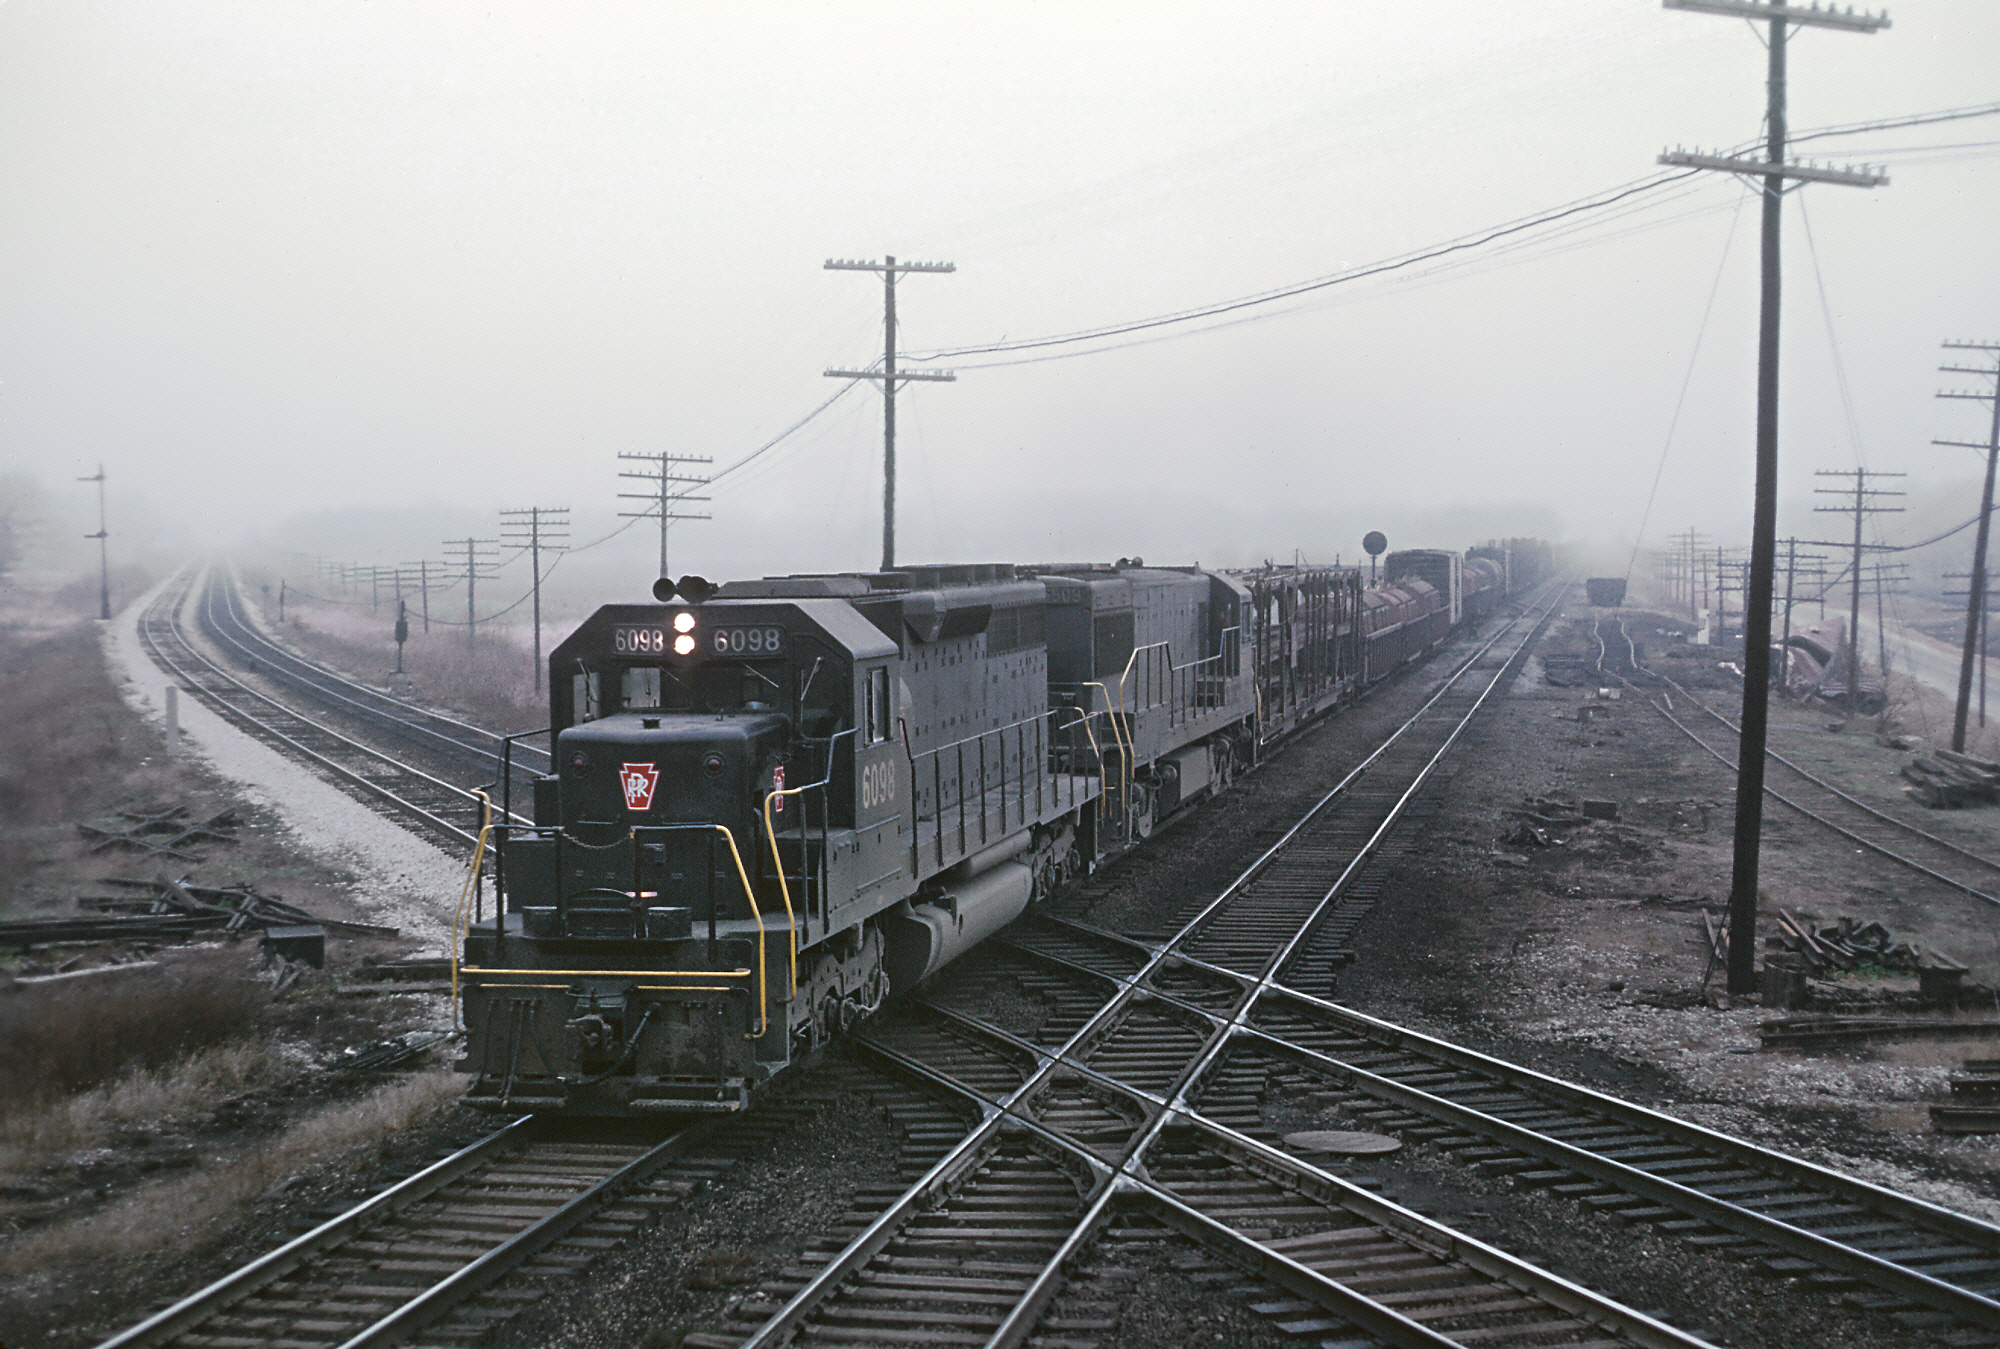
(470, 821, 772, 1039)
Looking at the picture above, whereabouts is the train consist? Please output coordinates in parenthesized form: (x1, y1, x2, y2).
(456, 540, 1551, 1113)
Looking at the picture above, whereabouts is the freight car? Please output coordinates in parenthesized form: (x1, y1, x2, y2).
(455, 551, 1532, 1115)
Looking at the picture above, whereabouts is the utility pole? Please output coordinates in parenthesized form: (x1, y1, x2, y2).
(500, 508, 569, 694)
(77, 464, 110, 620)
(617, 452, 712, 580)
(1812, 469, 1904, 715)
(1668, 528, 1710, 627)
(447, 537, 499, 658)
(1938, 340, 2000, 752)
(1661, 0, 1889, 996)
(1946, 567, 1998, 732)
(825, 255, 957, 571)
(402, 559, 440, 634)
(1776, 538, 1828, 670)
(1865, 559, 1909, 694)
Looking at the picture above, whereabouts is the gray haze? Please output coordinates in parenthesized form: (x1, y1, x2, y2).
(5, 1, 1999, 599)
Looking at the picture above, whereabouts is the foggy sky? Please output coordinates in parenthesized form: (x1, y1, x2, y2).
(4, 1, 1998, 594)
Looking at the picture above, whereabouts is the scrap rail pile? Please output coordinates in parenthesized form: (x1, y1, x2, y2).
(0, 875, 397, 950)
(1767, 909, 1958, 977)
(1901, 748, 2000, 809)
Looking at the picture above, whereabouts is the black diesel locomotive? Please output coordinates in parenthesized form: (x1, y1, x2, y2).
(456, 545, 1547, 1114)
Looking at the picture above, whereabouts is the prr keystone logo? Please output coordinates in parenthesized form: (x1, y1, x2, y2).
(620, 762, 660, 811)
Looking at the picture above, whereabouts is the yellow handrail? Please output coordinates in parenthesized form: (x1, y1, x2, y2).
(1082, 680, 1132, 816)
(1052, 706, 1102, 767)
(456, 818, 772, 1041)
(706, 823, 771, 1039)
(463, 966, 753, 978)
(449, 791, 496, 1031)
(761, 789, 806, 998)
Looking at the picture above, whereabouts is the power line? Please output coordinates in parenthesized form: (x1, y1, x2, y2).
(917, 173, 1700, 364)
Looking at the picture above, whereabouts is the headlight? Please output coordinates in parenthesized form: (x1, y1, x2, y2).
(673, 634, 696, 655)
(673, 611, 696, 633)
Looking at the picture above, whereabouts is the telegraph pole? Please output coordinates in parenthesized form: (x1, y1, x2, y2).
(1812, 469, 1904, 715)
(618, 452, 712, 580)
(1668, 528, 1710, 625)
(500, 508, 569, 694)
(1948, 569, 1998, 730)
(825, 255, 957, 571)
(77, 464, 110, 620)
(402, 558, 440, 634)
(1938, 340, 2000, 752)
(447, 537, 499, 657)
(1661, 0, 1888, 995)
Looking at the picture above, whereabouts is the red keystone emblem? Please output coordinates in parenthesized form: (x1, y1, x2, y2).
(619, 762, 660, 812)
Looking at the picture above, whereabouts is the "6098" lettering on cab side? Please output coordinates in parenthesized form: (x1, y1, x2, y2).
(859, 759, 897, 812)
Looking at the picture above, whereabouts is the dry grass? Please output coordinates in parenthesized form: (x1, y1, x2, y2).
(0, 1038, 286, 1171)
(0, 1069, 464, 1275)
(0, 619, 178, 909)
(274, 595, 544, 733)
(0, 948, 270, 1112)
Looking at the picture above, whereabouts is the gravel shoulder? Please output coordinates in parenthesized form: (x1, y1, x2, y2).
(102, 565, 465, 950)
(1339, 603, 2000, 1226)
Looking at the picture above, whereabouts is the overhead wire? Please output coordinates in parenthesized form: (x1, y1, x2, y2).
(913, 170, 1705, 364)
(1624, 188, 1749, 587)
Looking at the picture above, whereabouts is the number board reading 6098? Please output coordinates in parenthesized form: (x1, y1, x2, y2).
(709, 626, 784, 655)
(610, 624, 784, 656)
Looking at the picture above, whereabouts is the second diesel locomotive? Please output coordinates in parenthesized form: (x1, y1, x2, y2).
(456, 548, 1543, 1114)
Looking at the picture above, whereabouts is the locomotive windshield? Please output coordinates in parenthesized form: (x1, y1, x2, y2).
(613, 662, 789, 713)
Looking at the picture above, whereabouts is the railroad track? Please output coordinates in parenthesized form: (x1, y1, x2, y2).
(143, 564, 487, 845)
(96, 1117, 720, 1349)
(138, 565, 499, 850)
(1595, 614, 2000, 908)
(691, 589, 2000, 1348)
(199, 568, 553, 806)
(689, 583, 1744, 1349)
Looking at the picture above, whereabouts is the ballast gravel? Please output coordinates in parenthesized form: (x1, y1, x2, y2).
(100, 566, 463, 949)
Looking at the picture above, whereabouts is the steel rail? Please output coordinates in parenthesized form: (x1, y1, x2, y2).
(1020, 907, 2000, 1336)
(992, 583, 1564, 1347)
(91, 1117, 537, 1349)
(1594, 613, 2000, 906)
(336, 1122, 711, 1348)
(1065, 910, 2000, 1265)
(138, 567, 484, 846)
(736, 581, 1566, 1348)
(205, 565, 552, 779)
(856, 1022, 1714, 1349)
(1638, 681, 2000, 908)
(1649, 649, 2000, 877)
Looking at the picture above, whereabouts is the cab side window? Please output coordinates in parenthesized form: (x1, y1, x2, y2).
(865, 667, 891, 743)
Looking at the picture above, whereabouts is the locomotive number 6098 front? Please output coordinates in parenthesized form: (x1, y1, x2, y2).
(457, 585, 886, 1114)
